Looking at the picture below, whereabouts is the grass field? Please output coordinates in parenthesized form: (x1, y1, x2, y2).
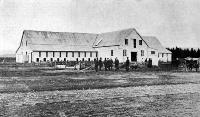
(1, 65, 200, 116)
(0, 66, 200, 93)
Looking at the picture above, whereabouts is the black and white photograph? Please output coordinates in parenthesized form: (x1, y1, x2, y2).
(1, 0, 200, 116)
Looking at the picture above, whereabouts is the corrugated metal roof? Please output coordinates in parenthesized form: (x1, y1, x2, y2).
(142, 36, 172, 53)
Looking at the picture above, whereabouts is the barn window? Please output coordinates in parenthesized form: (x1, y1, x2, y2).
(36, 58, 39, 62)
(162, 53, 164, 57)
(90, 52, 92, 57)
(57, 58, 59, 61)
(123, 49, 127, 56)
(78, 52, 80, 57)
(139, 40, 142, 45)
(26, 52, 27, 55)
(26, 41, 27, 46)
(46, 52, 48, 57)
(84, 52, 86, 57)
(64, 58, 66, 61)
(76, 58, 78, 61)
(60, 52, 61, 57)
(125, 39, 128, 45)
(96, 52, 98, 57)
(151, 51, 155, 54)
(133, 39, 136, 48)
(88, 58, 90, 61)
(50, 58, 53, 62)
(53, 52, 55, 57)
(72, 52, 74, 57)
(66, 52, 68, 57)
(39, 52, 41, 57)
(111, 50, 113, 56)
(43, 58, 46, 62)
(141, 50, 144, 56)
(82, 58, 84, 61)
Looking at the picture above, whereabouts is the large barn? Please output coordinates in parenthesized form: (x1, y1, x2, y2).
(16, 28, 172, 66)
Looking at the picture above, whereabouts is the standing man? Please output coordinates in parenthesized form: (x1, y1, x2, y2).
(148, 58, 152, 68)
(125, 57, 130, 71)
(107, 58, 110, 71)
(99, 57, 103, 71)
(115, 57, 119, 71)
(103, 58, 107, 71)
(110, 58, 113, 71)
(107, 58, 111, 71)
(94, 58, 99, 72)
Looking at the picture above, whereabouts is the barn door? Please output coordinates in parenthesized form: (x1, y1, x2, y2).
(131, 52, 137, 62)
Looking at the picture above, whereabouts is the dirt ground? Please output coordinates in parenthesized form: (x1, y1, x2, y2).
(0, 66, 200, 116)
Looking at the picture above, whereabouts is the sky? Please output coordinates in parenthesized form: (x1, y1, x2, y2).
(0, 0, 200, 55)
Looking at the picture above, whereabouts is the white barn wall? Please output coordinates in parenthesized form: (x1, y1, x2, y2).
(32, 52, 39, 62)
(95, 34, 150, 63)
(95, 46, 123, 62)
(16, 48, 23, 63)
(167, 54, 172, 62)
(31, 51, 97, 62)
(159, 53, 167, 62)
(147, 49, 159, 66)
(96, 31, 151, 63)
(120, 31, 149, 63)
(158, 53, 172, 63)
(16, 37, 32, 63)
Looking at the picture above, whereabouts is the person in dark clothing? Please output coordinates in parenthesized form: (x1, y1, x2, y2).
(94, 58, 99, 72)
(99, 58, 103, 71)
(147, 58, 152, 68)
(110, 58, 113, 71)
(103, 58, 107, 71)
(189, 60, 193, 71)
(107, 59, 111, 71)
(107, 58, 111, 71)
(115, 57, 119, 71)
(125, 57, 130, 71)
(194, 62, 199, 72)
(145, 58, 148, 66)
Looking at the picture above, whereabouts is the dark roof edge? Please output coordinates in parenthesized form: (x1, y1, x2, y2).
(93, 45, 120, 48)
(98, 28, 136, 34)
(23, 28, 137, 35)
(92, 34, 100, 46)
(16, 31, 25, 53)
(32, 50, 98, 52)
(135, 30, 150, 48)
(23, 30, 98, 35)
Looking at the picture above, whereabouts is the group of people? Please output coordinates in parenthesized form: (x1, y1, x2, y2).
(94, 57, 130, 72)
(185, 60, 199, 71)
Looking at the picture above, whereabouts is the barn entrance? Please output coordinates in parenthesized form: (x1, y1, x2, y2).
(131, 52, 137, 62)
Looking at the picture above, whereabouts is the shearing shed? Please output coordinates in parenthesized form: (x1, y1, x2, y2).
(16, 28, 172, 66)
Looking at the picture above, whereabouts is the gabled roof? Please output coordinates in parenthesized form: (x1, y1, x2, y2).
(22, 30, 98, 51)
(16, 29, 172, 54)
(142, 36, 171, 53)
(94, 28, 137, 47)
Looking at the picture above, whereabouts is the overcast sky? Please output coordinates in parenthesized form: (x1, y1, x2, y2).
(0, 0, 200, 54)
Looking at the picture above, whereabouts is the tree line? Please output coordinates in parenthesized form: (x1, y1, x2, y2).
(167, 47, 200, 61)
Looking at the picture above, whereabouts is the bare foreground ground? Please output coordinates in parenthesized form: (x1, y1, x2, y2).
(1, 67, 200, 116)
